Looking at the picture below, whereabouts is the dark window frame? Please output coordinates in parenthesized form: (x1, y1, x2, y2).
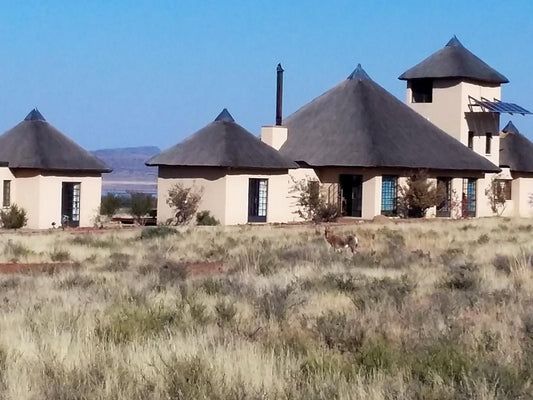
(436, 177, 452, 217)
(411, 79, 433, 103)
(462, 178, 477, 217)
(2, 180, 10, 208)
(485, 133, 492, 154)
(496, 179, 512, 201)
(381, 175, 398, 216)
(468, 131, 474, 150)
(248, 178, 268, 223)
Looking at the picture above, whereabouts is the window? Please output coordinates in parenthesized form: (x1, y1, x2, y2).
(436, 177, 452, 217)
(248, 179, 268, 222)
(411, 79, 433, 103)
(468, 131, 474, 149)
(462, 178, 477, 217)
(381, 175, 398, 216)
(61, 182, 81, 227)
(2, 180, 10, 207)
(496, 179, 512, 200)
(485, 133, 492, 154)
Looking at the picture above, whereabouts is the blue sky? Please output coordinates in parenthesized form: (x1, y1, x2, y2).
(0, 0, 532, 150)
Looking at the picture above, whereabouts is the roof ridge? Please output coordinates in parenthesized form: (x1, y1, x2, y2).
(24, 108, 46, 122)
(445, 35, 463, 47)
(214, 108, 235, 122)
(502, 121, 519, 134)
(347, 64, 371, 81)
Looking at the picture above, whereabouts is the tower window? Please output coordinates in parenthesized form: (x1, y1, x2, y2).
(468, 131, 474, 149)
(485, 133, 492, 154)
(411, 79, 433, 103)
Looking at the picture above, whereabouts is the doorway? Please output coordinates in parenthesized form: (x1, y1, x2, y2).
(61, 182, 81, 227)
(339, 175, 363, 217)
(248, 178, 268, 222)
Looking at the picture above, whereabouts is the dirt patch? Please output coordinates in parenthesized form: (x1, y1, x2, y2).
(187, 262, 225, 276)
(0, 262, 77, 274)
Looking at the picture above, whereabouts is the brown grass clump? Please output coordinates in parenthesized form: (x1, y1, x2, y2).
(0, 218, 532, 398)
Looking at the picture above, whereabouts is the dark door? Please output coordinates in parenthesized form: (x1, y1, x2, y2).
(61, 182, 81, 227)
(340, 175, 362, 217)
(248, 178, 268, 222)
(436, 178, 451, 217)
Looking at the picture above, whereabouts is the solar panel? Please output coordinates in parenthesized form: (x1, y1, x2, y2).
(472, 98, 532, 115)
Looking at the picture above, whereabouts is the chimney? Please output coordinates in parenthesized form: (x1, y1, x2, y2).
(276, 63, 284, 126)
(261, 63, 288, 150)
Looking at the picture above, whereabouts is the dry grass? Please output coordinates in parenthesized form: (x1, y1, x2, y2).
(0, 219, 532, 398)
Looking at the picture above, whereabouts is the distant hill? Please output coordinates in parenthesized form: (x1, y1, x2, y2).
(91, 146, 160, 194)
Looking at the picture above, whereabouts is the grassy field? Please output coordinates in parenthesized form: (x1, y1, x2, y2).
(0, 218, 532, 399)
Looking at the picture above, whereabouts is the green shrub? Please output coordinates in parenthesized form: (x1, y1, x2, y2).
(214, 300, 237, 326)
(94, 304, 181, 344)
(358, 339, 399, 374)
(196, 210, 220, 226)
(440, 262, 479, 291)
(3, 239, 32, 261)
(56, 273, 95, 290)
(49, 247, 71, 262)
(255, 283, 300, 322)
(314, 312, 365, 353)
(291, 178, 339, 222)
(166, 183, 203, 225)
(398, 170, 444, 218)
(140, 226, 177, 240)
(130, 193, 156, 223)
(103, 253, 131, 272)
(100, 193, 122, 217)
(411, 342, 474, 385)
(350, 275, 416, 311)
(0, 204, 27, 229)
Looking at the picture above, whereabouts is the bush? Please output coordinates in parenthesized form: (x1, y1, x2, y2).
(140, 226, 177, 240)
(166, 183, 203, 225)
(398, 170, 444, 218)
(49, 247, 71, 262)
(0, 204, 27, 229)
(100, 193, 122, 217)
(130, 193, 156, 223)
(485, 178, 507, 216)
(291, 178, 339, 223)
(196, 210, 220, 226)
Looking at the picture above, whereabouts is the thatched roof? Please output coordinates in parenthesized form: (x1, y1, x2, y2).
(398, 36, 508, 84)
(500, 121, 533, 173)
(146, 109, 296, 169)
(280, 64, 499, 173)
(0, 109, 111, 173)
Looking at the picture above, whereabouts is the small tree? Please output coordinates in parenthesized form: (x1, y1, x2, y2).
(398, 171, 444, 218)
(166, 183, 203, 225)
(291, 178, 338, 223)
(485, 178, 507, 216)
(100, 193, 122, 217)
(130, 193, 156, 224)
(0, 204, 28, 229)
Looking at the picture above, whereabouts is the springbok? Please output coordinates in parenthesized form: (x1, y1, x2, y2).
(324, 227, 359, 254)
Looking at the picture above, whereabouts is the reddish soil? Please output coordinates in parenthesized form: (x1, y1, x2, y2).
(186, 262, 225, 276)
(0, 262, 76, 274)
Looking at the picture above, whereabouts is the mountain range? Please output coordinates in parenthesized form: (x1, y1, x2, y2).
(91, 146, 160, 194)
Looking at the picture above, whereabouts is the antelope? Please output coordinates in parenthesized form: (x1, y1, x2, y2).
(324, 227, 359, 254)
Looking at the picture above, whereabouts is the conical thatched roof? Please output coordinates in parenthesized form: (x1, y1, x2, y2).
(500, 121, 533, 173)
(280, 64, 499, 172)
(399, 36, 508, 84)
(146, 109, 296, 169)
(0, 109, 111, 172)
